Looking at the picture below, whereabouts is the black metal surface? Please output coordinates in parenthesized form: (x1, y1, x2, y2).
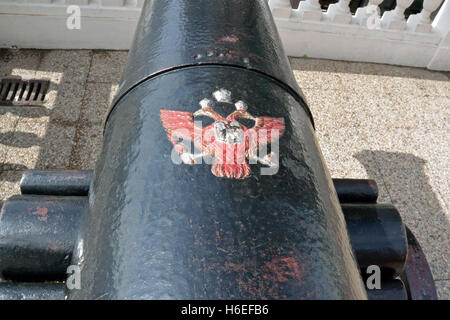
(401, 226, 438, 300)
(69, 60, 366, 299)
(20, 170, 93, 196)
(0, 167, 436, 300)
(107, 0, 313, 128)
(0, 177, 402, 288)
(342, 204, 408, 277)
(0, 282, 65, 300)
(68, 0, 366, 300)
(333, 179, 378, 203)
(366, 279, 408, 300)
(0, 195, 86, 281)
(20, 170, 378, 204)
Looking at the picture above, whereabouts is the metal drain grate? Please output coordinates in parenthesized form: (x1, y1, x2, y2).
(0, 78, 49, 106)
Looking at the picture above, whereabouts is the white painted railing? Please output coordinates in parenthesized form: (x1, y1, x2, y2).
(269, 0, 450, 70)
(0, 0, 142, 50)
(0, 0, 448, 70)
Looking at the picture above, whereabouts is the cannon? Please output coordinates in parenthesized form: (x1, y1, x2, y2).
(0, 171, 436, 299)
(0, 0, 437, 300)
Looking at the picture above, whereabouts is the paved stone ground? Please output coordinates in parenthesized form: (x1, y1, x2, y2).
(0, 49, 448, 299)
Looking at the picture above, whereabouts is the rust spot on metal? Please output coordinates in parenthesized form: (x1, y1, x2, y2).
(31, 206, 48, 222)
(224, 261, 260, 299)
(48, 239, 61, 251)
(264, 255, 305, 283)
(218, 35, 239, 43)
(215, 230, 221, 245)
(248, 53, 264, 62)
(225, 262, 245, 273)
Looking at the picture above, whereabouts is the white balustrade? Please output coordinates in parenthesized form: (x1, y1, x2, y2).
(271, 0, 450, 70)
(381, 0, 414, 30)
(326, 0, 352, 24)
(428, 0, 450, 69)
(407, 0, 444, 33)
(27, 0, 52, 3)
(102, 0, 125, 7)
(298, 0, 322, 21)
(66, 0, 89, 5)
(354, 0, 383, 29)
(0, 0, 448, 70)
(268, 0, 292, 18)
(0, 0, 141, 50)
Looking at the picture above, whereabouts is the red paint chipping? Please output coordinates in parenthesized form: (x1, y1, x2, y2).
(225, 262, 245, 273)
(215, 230, 221, 245)
(264, 255, 306, 283)
(48, 240, 61, 251)
(219, 35, 239, 43)
(31, 206, 48, 222)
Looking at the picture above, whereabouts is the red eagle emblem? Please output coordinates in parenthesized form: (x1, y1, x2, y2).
(160, 89, 285, 179)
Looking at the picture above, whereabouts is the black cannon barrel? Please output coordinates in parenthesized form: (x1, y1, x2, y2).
(19, 170, 378, 203)
(20, 170, 92, 196)
(0, 189, 405, 283)
(342, 204, 408, 277)
(333, 179, 378, 203)
(0, 282, 65, 300)
(366, 279, 408, 300)
(108, 0, 312, 126)
(0, 195, 86, 281)
(68, 0, 366, 299)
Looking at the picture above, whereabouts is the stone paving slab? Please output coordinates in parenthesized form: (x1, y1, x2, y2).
(70, 123, 103, 170)
(80, 82, 118, 125)
(0, 49, 448, 299)
(0, 49, 41, 80)
(294, 58, 449, 294)
(43, 82, 86, 123)
(38, 50, 92, 85)
(436, 280, 450, 300)
(88, 50, 128, 83)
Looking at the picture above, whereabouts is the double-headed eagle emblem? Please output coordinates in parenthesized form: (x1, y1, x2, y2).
(160, 89, 285, 179)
